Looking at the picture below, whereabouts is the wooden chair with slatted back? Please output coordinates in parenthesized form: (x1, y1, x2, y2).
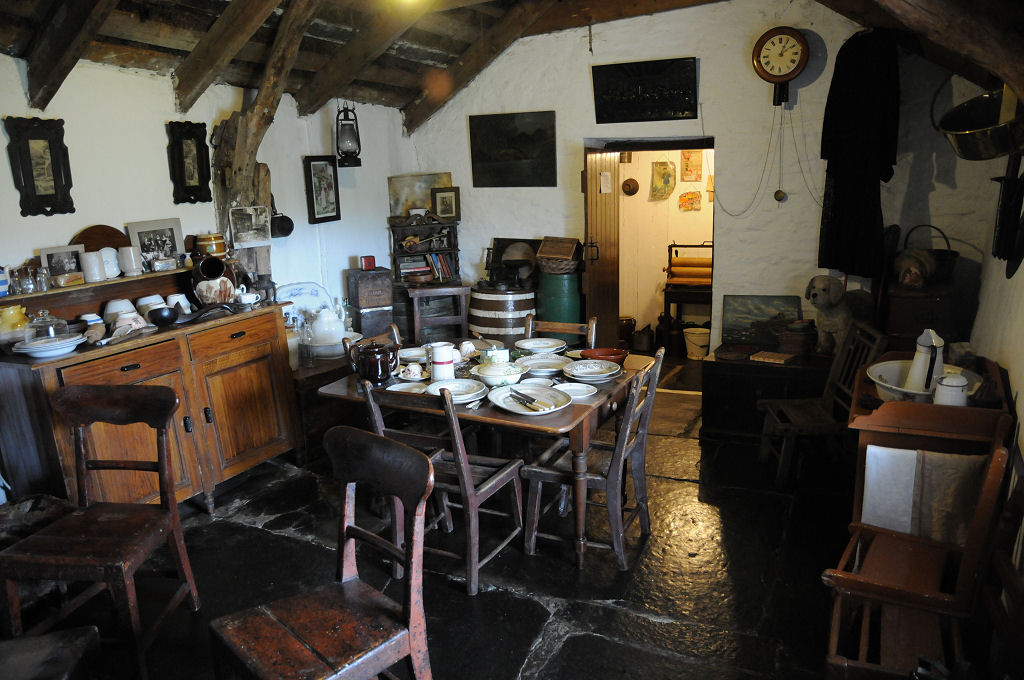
(406, 285, 470, 345)
(210, 426, 434, 680)
(757, 320, 887, 487)
(362, 380, 523, 596)
(520, 348, 665, 570)
(524, 314, 597, 349)
(0, 384, 200, 680)
(820, 413, 1012, 677)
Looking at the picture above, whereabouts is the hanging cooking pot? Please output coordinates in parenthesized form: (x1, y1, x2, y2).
(938, 88, 1024, 161)
(270, 194, 294, 238)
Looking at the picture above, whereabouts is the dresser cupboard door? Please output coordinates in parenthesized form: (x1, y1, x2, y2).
(57, 341, 205, 504)
(191, 340, 294, 481)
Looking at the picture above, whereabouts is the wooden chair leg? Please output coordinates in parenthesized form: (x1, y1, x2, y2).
(759, 412, 777, 461)
(524, 480, 542, 555)
(464, 501, 481, 596)
(774, 434, 797, 489)
(434, 493, 454, 533)
(605, 479, 629, 570)
(108, 573, 147, 680)
(390, 496, 405, 579)
(630, 454, 651, 536)
(509, 476, 524, 530)
(2, 578, 22, 636)
(166, 529, 201, 611)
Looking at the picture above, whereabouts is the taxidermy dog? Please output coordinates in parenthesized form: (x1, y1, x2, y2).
(805, 275, 873, 354)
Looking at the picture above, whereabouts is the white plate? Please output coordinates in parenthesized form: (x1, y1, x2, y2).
(520, 377, 554, 387)
(427, 379, 488, 403)
(515, 337, 567, 353)
(386, 382, 428, 394)
(514, 353, 574, 376)
(564, 366, 623, 384)
(276, 282, 334, 321)
(12, 334, 87, 359)
(453, 337, 505, 350)
(553, 383, 598, 399)
(563, 359, 620, 378)
(16, 333, 85, 349)
(398, 347, 428, 363)
(487, 385, 572, 416)
(394, 366, 430, 381)
(100, 246, 121, 278)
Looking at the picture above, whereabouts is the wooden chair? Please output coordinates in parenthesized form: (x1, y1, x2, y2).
(210, 426, 434, 680)
(757, 320, 887, 487)
(406, 285, 470, 345)
(820, 414, 1012, 678)
(524, 313, 597, 349)
(979, 480, 1024, 679)
(0, 385, 200, 680)
(520, 348, 665, 569)
(362, 380, 523, 596)
(342, 322, 402, 357)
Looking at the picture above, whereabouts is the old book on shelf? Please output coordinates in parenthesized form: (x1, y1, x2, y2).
(749, 351, 797, 365)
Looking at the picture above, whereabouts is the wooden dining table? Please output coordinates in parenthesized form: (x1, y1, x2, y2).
(318, 353, 655, 568)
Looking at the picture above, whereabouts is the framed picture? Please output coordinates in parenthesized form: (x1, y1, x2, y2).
(125, 218, 185, 270)
(3, 116, 75, 216)
(230, 206, 272, 248)
(430, 186, 461, 221)
(39, 244, 85, 276)
(387, 172, 451, 216)
(591, 57, 698, 123)
(469, 112, 556, 187)
(166, 121, 211, 204)
(303, 155, 340, 223)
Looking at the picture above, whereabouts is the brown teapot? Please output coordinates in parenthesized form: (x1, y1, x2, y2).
(347, 341, 398, 385)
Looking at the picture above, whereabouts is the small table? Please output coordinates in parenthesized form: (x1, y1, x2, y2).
(319, 354, 653, 567)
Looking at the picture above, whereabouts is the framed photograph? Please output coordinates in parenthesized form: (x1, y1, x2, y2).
(430, 186, 461, 221)
(39, 244, 85, 276)
(303, 155, 340, 223)
(3, 116, 75, 216)
(125, 218, 185, 271)
(387, 172, 451, 216)
(230, 206, 272, 248)
(166, 121, 211, 204)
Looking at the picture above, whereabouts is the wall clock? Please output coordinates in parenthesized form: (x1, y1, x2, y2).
(752, 26, 809, 105)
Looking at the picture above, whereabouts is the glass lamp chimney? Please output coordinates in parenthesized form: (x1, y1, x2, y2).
(336, 102, 361, 167)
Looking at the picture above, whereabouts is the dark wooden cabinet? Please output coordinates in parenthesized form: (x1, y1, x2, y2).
(700, 354, 832, 440)
(388, 220, 460, 284)
(883, 275, 979, 351)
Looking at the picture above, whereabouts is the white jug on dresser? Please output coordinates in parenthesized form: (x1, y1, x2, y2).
(903, 329, 944, 392)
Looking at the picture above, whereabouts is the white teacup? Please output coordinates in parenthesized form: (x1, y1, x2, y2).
(404, 362, 422, 378)
(235, 291, 261, 305)
(459, 340, 476, 359)
(166, 293, 192, 313)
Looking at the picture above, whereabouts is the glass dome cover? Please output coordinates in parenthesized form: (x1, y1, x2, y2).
(24, 309, 69, 343)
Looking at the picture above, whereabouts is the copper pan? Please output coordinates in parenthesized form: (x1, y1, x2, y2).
(939, 89, 1024, 161)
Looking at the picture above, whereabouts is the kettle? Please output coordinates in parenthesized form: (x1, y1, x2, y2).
(347, 341, 399, 385)
(903, 329, 945, 392)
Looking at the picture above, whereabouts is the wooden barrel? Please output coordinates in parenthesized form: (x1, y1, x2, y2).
(468, 288, 535, 347)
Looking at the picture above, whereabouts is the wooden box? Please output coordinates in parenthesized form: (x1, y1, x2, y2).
(537, 237, 582, 260)
(346, 268, 392, 309)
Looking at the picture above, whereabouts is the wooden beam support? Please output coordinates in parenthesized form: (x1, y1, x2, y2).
(402, 0, 556, 133)
(526, 0, 726, 36)
(863, 0, 1024, 103)
(294, 0, 439, 115)
(25, 0, 118, 110)
(172, 0, 281, 113)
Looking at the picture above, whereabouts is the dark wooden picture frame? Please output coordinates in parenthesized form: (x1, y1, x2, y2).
(3, 116, 75, 216)
(166, 121, 211, 204)
(303, 155, 340, 223)
(591, 57, 698, 124)
(430, 186, 461, 221)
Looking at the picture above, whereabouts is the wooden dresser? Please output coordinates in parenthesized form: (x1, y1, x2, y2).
(0, 274, 299, 510)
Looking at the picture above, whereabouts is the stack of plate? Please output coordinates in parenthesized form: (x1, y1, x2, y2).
(426, 379, 488, 404)
(12, 333, 87, 359)
(515, 353, 574, 376)
(562, 359, 622, 383)
(397, 347, 428, 364)
(515, 338, 567, 354)
(487, 384, 572, 416)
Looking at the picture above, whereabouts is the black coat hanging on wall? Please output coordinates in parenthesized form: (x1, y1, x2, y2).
(817, 30, 900, 278)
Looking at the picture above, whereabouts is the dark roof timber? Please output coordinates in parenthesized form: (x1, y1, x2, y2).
(1, 0, 1020, 132)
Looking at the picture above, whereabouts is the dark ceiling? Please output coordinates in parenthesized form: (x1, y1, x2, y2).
(0, 0, 1020, 133)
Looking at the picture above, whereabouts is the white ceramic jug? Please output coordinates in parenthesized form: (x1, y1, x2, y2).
(903, 329, 944, 392)
(312, 308, 346, 344)
(934, 374, 969, 406)
(430, 345, 457, 381)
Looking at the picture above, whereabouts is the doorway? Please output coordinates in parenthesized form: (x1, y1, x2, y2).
(583, 139, 714, 389)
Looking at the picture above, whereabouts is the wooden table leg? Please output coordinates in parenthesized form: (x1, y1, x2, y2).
(568, 418, 593, 569)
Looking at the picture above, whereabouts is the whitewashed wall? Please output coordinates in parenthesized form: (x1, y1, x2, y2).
(0, 57, 416, 304)
(618, 149, 715, 330)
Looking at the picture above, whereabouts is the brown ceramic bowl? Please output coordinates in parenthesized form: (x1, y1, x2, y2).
(581, 347, 628, 365)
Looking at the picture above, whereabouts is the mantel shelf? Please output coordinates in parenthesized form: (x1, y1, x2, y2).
(4, 268, 192, 304)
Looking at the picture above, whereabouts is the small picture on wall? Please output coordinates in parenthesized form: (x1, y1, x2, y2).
(39, 244, 85, 276)
(303, 156, 341, 224)
(680, 150, 702, 182)
(230, 206, 272, 248)
(430, 186, 461, 221)
(126, 218, 185, 270)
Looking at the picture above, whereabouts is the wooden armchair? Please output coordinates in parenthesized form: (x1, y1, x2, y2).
(211, 426, 434, 680)
(362, 381, 523, 595)
(0, 385, 200, 680)
(820, 413, 1012, 677)
(757, 320, 887, 487)
(524, 313, 597, 349)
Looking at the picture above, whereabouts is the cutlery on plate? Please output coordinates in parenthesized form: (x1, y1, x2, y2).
(509, 388, 553, 410)
(507, 392, 546, 411)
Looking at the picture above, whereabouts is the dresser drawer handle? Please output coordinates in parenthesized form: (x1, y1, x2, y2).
(230, 331, 246, 339)
(120, 363, 141, 372)
(204, 407, 214, 423)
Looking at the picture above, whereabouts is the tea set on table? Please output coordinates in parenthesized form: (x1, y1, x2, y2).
(347, 335, 629, 414)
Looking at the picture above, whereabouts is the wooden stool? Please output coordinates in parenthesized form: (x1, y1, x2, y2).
(406, 285, 470, 344)
(0, 625, 99, 680)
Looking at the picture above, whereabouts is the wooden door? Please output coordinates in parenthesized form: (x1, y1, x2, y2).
(57, 341, 205, 505)
(583, 149, 621, 347)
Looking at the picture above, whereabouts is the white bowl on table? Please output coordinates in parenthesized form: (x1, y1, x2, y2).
(470, 362, 527, 387)
(312, 331, 362, 358)
(866, 360, 983, 403)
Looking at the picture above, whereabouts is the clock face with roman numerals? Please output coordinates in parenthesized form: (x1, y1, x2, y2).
(752, 27, 809, 84)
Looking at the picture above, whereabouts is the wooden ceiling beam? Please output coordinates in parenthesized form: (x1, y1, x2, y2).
(526, 0, 725, 35)
(294, 0, 440, 115)
(172, 0, 281, 112)
(25, 0, 119, 110)
(402, 0, 556, 133)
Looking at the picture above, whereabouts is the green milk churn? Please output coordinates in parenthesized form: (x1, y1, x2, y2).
(535, 272, 581, 344)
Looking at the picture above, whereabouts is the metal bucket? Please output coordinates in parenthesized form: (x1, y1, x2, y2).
(468, 288, 535, 348)
(938, 89, 1024, 161)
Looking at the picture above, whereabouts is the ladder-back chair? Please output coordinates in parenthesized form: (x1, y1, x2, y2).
(524, 313, 597, 349)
